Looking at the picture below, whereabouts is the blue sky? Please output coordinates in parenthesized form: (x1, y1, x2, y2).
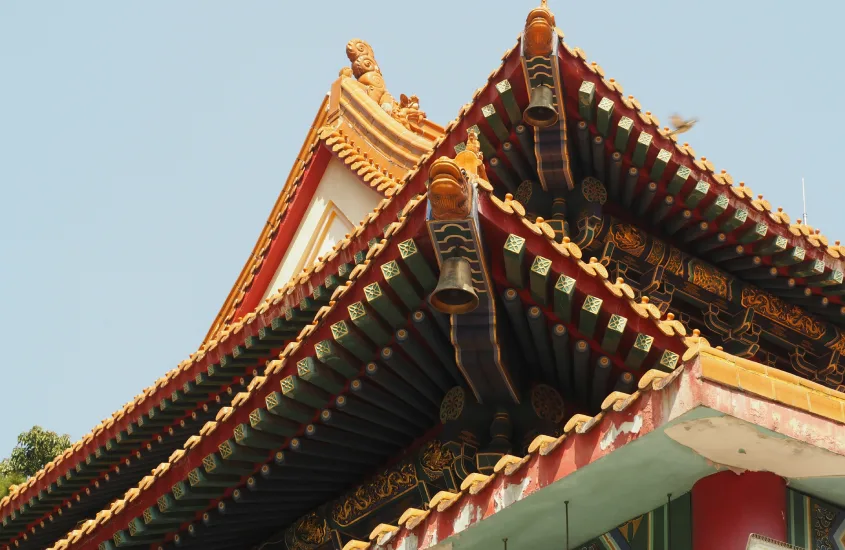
(0, 0, 841, 454)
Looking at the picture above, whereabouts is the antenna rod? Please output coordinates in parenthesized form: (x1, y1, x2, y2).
(565, 500, 570, 550)
(802, 177, 808, 226)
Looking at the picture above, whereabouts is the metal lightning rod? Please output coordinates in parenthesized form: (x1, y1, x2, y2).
(802, 177, 808, 226)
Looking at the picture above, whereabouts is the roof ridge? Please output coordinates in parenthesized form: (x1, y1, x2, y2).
(557, 38, 845, 263)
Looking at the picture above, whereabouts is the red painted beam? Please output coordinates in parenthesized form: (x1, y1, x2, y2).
(234, 144, 332, 318)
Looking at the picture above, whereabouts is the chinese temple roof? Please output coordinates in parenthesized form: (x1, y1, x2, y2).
(4, 2, 845, 549)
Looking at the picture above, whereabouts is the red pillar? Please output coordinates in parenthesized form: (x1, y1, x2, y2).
(692, 471, 786, 550)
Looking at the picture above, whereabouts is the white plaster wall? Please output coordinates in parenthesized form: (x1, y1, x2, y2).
(261, 156, 382, 301)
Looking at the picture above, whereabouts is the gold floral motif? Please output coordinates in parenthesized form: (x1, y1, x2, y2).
(440, 387, 465, 423)
(581, 177, 608, 205)
(419, 440, 455, 479)
(741, 288, 826, 340)
(645, 239, 666, 265)
(826, 331, 845, 355)
(607, 222, 646, 257)
(688, 261, 731, 300)
(331, 463, 418, 527)
(812, 502, 836, 550)
(665, 248, 684, 276)
(287, 512, 329, 550)
(531, 384, 565, 424)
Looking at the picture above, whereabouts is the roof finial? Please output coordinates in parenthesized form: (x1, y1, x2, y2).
(524, 1, 556, 58)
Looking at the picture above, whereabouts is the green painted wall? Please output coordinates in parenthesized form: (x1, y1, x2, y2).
(574, 492, 692, 550)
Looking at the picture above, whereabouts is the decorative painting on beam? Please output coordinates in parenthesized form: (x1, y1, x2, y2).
(575, 493, 692, 550)
(520, 3, 575, 191)
(787, 489, 845, 550)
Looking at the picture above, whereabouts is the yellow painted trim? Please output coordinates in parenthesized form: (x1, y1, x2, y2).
(698, 347, 845, 423)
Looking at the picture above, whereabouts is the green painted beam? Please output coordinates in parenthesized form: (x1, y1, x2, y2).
(281, 375, 331, 409)
(331, 319, 374, 362)
(602, 315, 627, 354)
(579, 295, 603, 338)
(503, 234, 527, 288)
(756, 235, 788, 256)
(381, 259, 422, 311)
(650, 149, 672, 181)
(398, 238, 437, 293)
(684, 180, 709, 208)
(264, 391, 314, 423)
(249, 407, 297, 437)
(348, 301, 391, 347)
(632, 132, 653, 168)
(314, 339, 359, 379)
(719, 208, 748, 233)
(530, 256, 553, 305)
(773, 246, 805, 267)
(496, 79, 522, 125)
(363, 282, 405, 329)
(625, 333, 654, 369)
(791, 259, 826, 278)
(482, 104, 510, 143)
(807, 269, 844, 288)
(554, 275, 576, 323)
(615, 116, 634, 152)
(667, 165, 692, 195)
(737, 222, 768, 244)
(578, 81, 596, 121)
(597, 97, 614, 137)
(702, 194, 729, 221)
(297, 356, 346, 394)
(233, 423, 284, 450)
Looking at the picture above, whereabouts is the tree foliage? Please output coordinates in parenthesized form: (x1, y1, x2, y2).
(0, 470, 25, 499)
(1, 426, 71, 478)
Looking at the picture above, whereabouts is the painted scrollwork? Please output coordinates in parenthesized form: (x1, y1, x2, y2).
(344, 39, 427, 132)
(419, 440, 455, 479)
(285, 512, 329, 550)
(581, 177, 607, 205)
(440, 386, 465, 422)
(607, 222, 646, 257)
(688, 261, 731, 300)
(330, 463, 418, 527)
(741, 288, 826, 340)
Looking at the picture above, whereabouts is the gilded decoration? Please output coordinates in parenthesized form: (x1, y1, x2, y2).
(343, 39, 427, 132)
(581, 177, 608, 205)
(607, 222, 646, 257)
(440, 387, 465, 423)
(331, 463, 418, 527)
(645, 239, 666, 266)
(531, 384, 565, 424)
(419, 440, 455, 480)
(688, 261, 731, 300)
(665, 248, 684, 276)
(286, 512, 329, 550)
(741, 287, 826, 340)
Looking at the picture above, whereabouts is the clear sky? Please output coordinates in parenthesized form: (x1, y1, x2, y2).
(0, 1, 841, 454)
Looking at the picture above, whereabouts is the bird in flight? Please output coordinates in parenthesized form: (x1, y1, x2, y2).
(668, 114, 698, 136)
